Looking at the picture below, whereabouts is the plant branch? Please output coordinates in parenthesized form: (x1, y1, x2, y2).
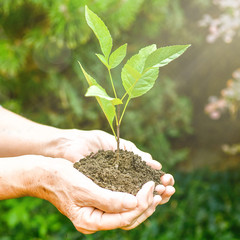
(121, 78, 139, 102)
(119, 96, 131, 125)
(108, 68, 117, 98)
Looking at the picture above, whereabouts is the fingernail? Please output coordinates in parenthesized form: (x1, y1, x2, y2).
(123, 194, 138, 209)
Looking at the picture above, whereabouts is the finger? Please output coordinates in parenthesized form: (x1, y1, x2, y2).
(119, 139, 135, 151)
(72, 207, 99, 233)
(73, 206, 125, 232)
(145, 159, 162, 170)
(118, 181, 155, 228)
(75, 182, 155, 231)
(159, 186, 175, 205)
(70, 168, 138, 213)
(132, 148, 153, 163)
(91, 187, 138, 213)
(122, 195, 162, 230)
(120, 140, 151, 160)
(160, 173, 175, 186)
(155, 184, 166, 195)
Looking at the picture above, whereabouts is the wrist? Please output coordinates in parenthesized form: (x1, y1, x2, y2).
(24, 156, 72, 200)
(41, 128, 77, 159)
(42, 129, 91, 161)
(0, 155, 72, 204)
(0, 155, 51, 200)
(0, 107, 75, 158)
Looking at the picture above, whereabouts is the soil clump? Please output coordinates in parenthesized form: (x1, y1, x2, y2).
(73, 149, 164, 195)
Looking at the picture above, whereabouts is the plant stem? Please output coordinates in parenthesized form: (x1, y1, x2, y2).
(119, 96, 131, 125)
(116, 104, 120, 168)
(121, 74, 142, 102)
(121, 90, 128, 102)
(107, 67, 120, 167)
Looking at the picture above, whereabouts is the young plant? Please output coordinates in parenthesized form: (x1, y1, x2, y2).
(79, 6, 190, 165)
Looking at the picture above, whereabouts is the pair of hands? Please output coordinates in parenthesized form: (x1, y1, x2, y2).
(43, 129, 175, 234)
(0, 107, 175, 234)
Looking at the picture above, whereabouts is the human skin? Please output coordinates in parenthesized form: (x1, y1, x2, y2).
(0, 107, 175, 233)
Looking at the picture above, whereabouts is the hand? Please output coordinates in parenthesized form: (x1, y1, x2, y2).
(29, 156, 163, 234)
(55, 129, 161, 167)
(53, 129, 175, 206)
(0, 155, 163, 233)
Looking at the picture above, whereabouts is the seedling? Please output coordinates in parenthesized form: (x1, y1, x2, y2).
(79, 6, 190, 166)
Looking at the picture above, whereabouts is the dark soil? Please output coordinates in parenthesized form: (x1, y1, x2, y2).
(73, 149, 165, 195)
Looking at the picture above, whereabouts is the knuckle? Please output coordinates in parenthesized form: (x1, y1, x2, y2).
(72, 212, 97, 233)
(120, 217, 133, 227)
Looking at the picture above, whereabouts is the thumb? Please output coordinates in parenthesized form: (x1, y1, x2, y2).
(91, 187, 138, 213)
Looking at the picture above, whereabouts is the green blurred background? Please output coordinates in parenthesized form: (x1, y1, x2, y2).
(0, 0, 240, 239)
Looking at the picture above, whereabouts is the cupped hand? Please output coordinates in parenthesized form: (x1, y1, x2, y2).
(58, 129, 160, 168)
(36, 157, 162, 234)
(56, 129, 175, 206)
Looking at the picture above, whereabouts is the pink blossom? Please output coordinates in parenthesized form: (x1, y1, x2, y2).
(210, 111, 221, 120)
(232, 69, 240, 79)
(199, 0, 240, 43)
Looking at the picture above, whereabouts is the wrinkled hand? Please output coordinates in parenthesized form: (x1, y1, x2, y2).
(56, 129, 175, 206)
(37, 157, 163, 234)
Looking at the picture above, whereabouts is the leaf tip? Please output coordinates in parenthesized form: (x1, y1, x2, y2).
(84, 5, 88, 16)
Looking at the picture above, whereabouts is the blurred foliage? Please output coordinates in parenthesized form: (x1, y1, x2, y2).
(0, 170, 240, 239)
(0, 0, 193, 168)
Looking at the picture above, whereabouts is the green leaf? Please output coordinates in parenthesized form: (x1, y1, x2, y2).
(124, 64, 141, 80)
(130, 67, 159, 98)
(78, 61, 97, 86)
(109, 43, 127, 69)
(78, 61, 115, 126)
(139, 44, 157, 58)
(85, 6, 113, 59)
(121, 44, 157, 98)
(86, 86, 122, 105)
(144, 44, 191, 70)
(123, 67, 159, 98)
(96, 53, 109, 68)
(85, 85, 113, 101)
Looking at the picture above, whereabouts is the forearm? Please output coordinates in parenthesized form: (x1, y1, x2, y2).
(0, 155, 71, 201)
(0, 155, 44, 200)
(0, 107, 67, 158)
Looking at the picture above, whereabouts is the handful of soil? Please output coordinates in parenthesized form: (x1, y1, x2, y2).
(73, 149, 164, 195)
